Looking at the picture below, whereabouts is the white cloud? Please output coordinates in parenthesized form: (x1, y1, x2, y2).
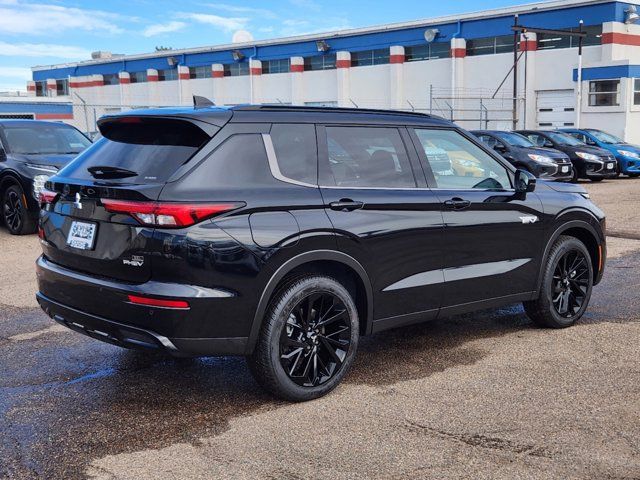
(0, 42, 91, 59)
(0, 66, 31, 79)
(143, 21, 186, 37)
(288, 0, 320, 10)
(204, 3, 276, 19)
(0, 1, 124, 35)
(178, 13, 248, 32)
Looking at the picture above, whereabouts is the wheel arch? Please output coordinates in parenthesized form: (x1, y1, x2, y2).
(536, 218, 604, 294)
(245, 250, 374, 354)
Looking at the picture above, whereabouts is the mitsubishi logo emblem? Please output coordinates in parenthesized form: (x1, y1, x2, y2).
(74, 192, 83, 210)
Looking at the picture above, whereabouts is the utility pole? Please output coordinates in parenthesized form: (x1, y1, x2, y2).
(576, 20, 584, 128)
(513, 15, 519, 131)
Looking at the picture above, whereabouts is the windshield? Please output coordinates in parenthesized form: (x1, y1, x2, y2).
(495, 132, 535, 148)
(545, 132, 584, 146)
(2, 123, 91, 155)
(588, 130, 624, 144)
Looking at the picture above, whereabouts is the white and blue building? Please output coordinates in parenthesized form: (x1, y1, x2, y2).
(26, 0, 640, 142)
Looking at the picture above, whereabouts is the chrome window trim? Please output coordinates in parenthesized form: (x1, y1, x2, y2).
(261, 133, 317, 188)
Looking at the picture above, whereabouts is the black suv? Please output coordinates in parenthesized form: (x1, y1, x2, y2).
(36, 106, 606, 401)
(0, 120, 91, 234)
(517, 130, 617, 182)
(472, 130, 573, 181)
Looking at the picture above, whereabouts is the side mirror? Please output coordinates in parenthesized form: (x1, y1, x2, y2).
(544, 141, 554, 148)
(586, 138, 597, 146)
(494, 144, 507, 153)
(515, 169, 536, 193)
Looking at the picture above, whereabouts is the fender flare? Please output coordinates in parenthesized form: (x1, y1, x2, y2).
(535, 217, 603, 294)
(245, 249, 374, 354)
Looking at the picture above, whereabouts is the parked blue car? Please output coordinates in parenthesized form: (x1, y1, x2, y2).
(561, 129, 640, 178)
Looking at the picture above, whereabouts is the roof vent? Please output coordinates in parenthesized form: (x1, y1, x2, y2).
(91, 51, 113, 60)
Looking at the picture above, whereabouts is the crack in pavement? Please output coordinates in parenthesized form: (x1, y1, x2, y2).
(405, 420, 555, 459)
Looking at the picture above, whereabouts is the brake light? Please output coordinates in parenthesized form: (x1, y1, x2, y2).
(127, 295, 190, 310)
(39, 189, 58, 206)
(101, 199, 243, 227)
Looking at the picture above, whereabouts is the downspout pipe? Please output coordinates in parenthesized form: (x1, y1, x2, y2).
(451, 20, 462, 119)
(249, 46, 258, 104)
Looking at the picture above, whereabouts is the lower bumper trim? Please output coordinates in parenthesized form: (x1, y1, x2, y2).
(36, 292, 248, 357)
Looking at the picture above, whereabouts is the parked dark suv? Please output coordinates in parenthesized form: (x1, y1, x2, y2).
(517, 130, 617, 182)
(472, 130, 573, 181)
(0, 120, 91, 234)
(36, 106, 606, 401)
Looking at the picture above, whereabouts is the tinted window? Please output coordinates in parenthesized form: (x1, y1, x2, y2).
(187, 134, 272, 188)
(3, 124, 90, 155)
(270, 124, 317, 184)
(494, 132, 535, 147)
(545, 131, 584, 146)
(60, 118, 210, 184)
(413, 129, 511, 190)
(322, 127, 415, 188)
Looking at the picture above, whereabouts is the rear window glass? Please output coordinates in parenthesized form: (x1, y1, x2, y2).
(58, 118, 211, 184)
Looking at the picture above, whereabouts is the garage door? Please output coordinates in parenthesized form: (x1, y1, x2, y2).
(536, 90, 576, 128)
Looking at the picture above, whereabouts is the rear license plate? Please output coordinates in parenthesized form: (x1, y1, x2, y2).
(607, 163, 615, 170)
(561, 166, 569, 173)
(67, 221, 97, 250)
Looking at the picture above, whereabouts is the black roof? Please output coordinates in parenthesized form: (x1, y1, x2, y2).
(105, 104, 452, 128)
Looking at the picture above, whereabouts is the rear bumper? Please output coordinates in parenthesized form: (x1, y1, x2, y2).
(36, 256, 249, 356)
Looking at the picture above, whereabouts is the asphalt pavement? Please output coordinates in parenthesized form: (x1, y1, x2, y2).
(0, 180, 638, 480)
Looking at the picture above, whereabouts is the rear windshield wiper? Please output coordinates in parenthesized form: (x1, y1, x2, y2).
(87, 166, 138, 179)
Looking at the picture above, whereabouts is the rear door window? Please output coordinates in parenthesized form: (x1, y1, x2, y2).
(270, 123, 317, 185)
(320, 126, 416, 188)
(59, 118, 212, 184)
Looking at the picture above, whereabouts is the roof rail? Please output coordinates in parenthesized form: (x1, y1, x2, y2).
(231, 104, 440, 119)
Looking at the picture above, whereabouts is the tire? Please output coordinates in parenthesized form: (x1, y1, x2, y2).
(2, 184, 37, 235)
(247, 275, 360, 402)
(590, 178, 603, 183)
(523, 236, 593, 329)
(570, 168, 579, 183)
(629, 173, 640, 178)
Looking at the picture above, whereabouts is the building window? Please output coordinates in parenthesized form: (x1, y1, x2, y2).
(189, 66, 209, 79)
(103, 74, 119, 86)
(305, 101, 338, 107)
(158, 69, 178, 81)
(129, 71, 147, 83)
(537, 25, 602, 50)
(303, 54, 336, 71)
(405, 43, 451, 62)
(35, 81, 46, 97)
(467, 35, 517, 56)
(56, 79, 69, 96)
(262, 58, 290, 74)
(224, 62, 249, 77)
(588, 80, 620, 107)
(634, 79, 640, 105)
(351, 49, 389, 67)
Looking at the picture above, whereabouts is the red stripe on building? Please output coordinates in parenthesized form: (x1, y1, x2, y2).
(119, 77, 131, 84)
(520, 40, 538, 52)
(47, 84, 56, 90)
(212, 70, 224, 78)
(602, 32, 640, 46)
(336, 59, 351, 68)
(35, 113, 74, 120)
(178, 73, 190, 80)
(390, 54, 405, 64)
(451, 48, 466, 58)
(250, 67, 262, 75)
(290, 64, 304, 73)
(147, 75, 159, 82)
(69, 80, 104, 88)
(27, 84, 36, 91)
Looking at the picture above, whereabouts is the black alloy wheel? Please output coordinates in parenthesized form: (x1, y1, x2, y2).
(2, 184, 37, 235)
(248, 275, 359, 401)
(551, 249, 590, 318)
(279, 292, 351, 387)
(523, 235, 593, 328)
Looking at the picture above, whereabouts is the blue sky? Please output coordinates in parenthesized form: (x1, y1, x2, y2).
(0, 0, 528, 91)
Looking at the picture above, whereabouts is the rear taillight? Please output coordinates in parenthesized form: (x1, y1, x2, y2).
(39, 189, 58, 206)
(101, 199, 243, 227)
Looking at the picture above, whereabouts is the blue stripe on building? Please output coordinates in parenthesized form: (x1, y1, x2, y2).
(573, 65, 640, 81)
(0, 102, 73, 114)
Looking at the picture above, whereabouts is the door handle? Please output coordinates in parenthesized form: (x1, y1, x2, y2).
(329, 199, 364, 212)
(444, 197, 471, 211)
